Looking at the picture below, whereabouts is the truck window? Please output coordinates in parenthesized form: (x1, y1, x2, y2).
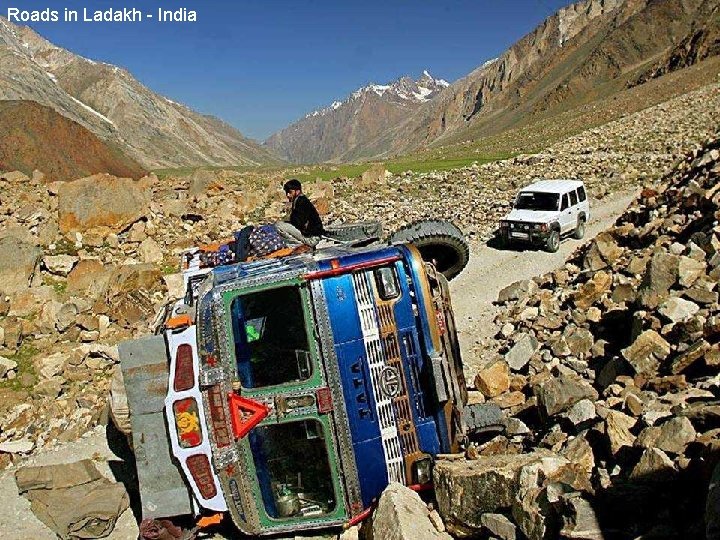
(569, 190, 578, 206)
(561, 194, 569, 210)
(577, 186, 587, 201)
(231, 286, 312, 388)
(249, 420, 336, 519)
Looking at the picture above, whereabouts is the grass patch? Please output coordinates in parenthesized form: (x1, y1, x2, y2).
(44, 276, 68, 296)
(51, 238, 79, 256)
(1, 342, 39, 391)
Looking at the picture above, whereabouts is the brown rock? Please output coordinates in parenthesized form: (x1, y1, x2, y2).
(621, 330, 671, 376)
(475, 361, 510, 398)
(0, 237, 42, 294)
(535, 375, 598, 417)
(572, 271, 612, 310)
(637, 253, 679, 308)
(58, 174, 151, 233)
(605, 410, 636, 455)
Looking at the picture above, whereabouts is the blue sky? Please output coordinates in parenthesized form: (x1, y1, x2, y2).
(10, 0, 572, 140)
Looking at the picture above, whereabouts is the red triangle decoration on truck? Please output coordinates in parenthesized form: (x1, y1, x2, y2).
(227, 393, 270, 439)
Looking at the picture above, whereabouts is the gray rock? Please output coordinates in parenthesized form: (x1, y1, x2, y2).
(654, 417, 696, 454)
(368, 483, 451, 540)
(638, 253, 679, 308)
(42, 254, 79, 276)
(512, 487, 551, 540)
(0, 439, 34, 454)
(535, 375, 599, 417)
(678, 256, 706, 287)
(481, 513, 517, 540)
(505, 333, 539, 371)
(659, 297, 699, 323)
(559, 493, 603, 540)
(564, 399, 597, 427)
(0, 236, 42, 295)
(498, 280, 538, 303)
(0, 355, 17, 378)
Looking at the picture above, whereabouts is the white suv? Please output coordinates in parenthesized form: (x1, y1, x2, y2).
(499, 179, 590, 252)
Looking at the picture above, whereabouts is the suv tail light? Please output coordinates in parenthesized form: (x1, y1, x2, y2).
(173, 344, 195, 391)
(186, 454, 217, 499)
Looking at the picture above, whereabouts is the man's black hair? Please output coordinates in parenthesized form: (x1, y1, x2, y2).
(283, 179, 302, 193)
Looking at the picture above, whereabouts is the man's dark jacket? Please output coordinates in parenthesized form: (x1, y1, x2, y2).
(290, 194, 324, 236)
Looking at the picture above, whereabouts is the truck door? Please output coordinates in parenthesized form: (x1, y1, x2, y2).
(224, 282, 347, 532)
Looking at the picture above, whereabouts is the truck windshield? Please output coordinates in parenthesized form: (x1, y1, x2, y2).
(231, 286, 312, 388)
(249, 420, 336, 519)
(515, 192, 559, 211)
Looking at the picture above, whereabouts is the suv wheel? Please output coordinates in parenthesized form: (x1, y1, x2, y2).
(573, 218, 586, 240)
(545, 230, 560, 253)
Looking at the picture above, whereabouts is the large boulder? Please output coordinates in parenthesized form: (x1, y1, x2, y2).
(58, 174, 151, 233)
(0, 237, 42, 294)
(433, 450, 557, 537)
(93, 264, 165, 327)
(365, 483, 451, 540)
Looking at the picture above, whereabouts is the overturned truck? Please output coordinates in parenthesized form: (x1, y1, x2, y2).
(117, 219, 499, 537)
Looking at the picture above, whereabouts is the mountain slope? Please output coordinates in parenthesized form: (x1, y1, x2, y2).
(0, 100, 146, 182)
(265, 71, 448, 163)
(0, 17, 278, 169)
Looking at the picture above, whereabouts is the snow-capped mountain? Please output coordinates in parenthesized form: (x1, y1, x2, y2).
(265, 71, 449, 163)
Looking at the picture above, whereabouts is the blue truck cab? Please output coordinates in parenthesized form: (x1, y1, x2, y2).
(118, 224, 494, 537)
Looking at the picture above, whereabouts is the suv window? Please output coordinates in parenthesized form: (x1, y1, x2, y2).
(577, 186, 587, 202)
(561, 194, 569, 211)
(515, 192, 559, 211)
(569, 190, 578, 206)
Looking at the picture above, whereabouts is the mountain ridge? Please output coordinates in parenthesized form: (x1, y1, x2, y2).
(0, 16, 279, 169)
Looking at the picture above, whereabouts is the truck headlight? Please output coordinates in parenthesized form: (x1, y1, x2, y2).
(412, 457, 433, 485)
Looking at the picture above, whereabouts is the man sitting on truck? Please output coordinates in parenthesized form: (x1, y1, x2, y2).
(276, 179, 325, 247)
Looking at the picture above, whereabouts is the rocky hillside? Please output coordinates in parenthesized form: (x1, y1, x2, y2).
(0, 101, 146, 182)
(0, 17, 277, 169)
(265, 71, 448, 163)
(274, 0, 719, 162)
(429, 133, 720, 539)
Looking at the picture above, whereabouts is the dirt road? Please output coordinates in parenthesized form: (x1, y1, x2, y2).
(450, 189, 638, 375)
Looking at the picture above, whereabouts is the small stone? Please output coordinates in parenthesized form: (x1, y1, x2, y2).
(480, 513, 517, 540)
(564, 327, 594, 356)
(605, 410, 636, 455)
(42, 254, 78, 276)
(0, 355, 17, 378)
(0, 439, 34, 454)
(497, 279, 538, 303)
(671, 339, 710, 374)
(678, 256, 707, 287)
(138, 238, 164, 264)
(654, 417, 696, 454)
(659, 297, 699, 323)
(564, 399, 597, 427)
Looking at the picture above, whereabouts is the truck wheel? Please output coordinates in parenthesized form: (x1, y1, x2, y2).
(545, 230, 560, 253)
(389, 220, 470, 280)
(573, 218, 586, 240)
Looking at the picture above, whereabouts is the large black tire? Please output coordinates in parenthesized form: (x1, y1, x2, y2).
(545, 230, 560, 253)
(325, 220, 383, 242)
(388, 220, 470, 280)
